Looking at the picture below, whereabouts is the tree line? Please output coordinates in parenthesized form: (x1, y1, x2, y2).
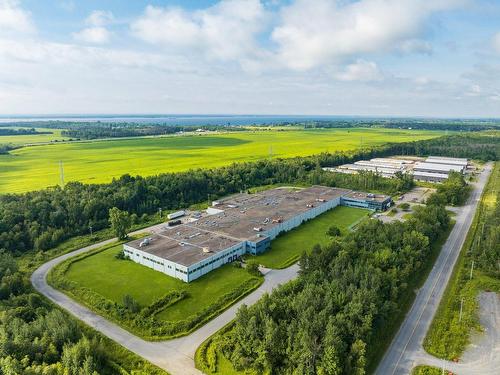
(221, 198, 451, 374)
(59, 124, 244, 140)
(0, 128, 51, 136)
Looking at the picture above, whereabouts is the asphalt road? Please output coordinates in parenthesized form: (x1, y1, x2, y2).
(31, 224, 299, 375)
(375, 162, 493, 375)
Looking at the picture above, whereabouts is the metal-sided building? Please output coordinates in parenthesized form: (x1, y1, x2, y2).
(413, 162, 465, 174)
(124, 186, 350, 282)
(413, 171, 449, 183)
(341, 191, 393, 211)
(425, 156, 468, 168)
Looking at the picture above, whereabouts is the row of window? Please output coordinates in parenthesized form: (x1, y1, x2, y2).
(189, 247, 241, 274)
(142, 255, 164, 266)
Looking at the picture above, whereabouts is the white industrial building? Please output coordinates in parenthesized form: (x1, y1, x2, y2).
(124, 186, 350, 282)
(426, 156, 468, 168)
(414, 161, 465, 174)
(327, 157, 414, 179)
(413, 171, 449, 183)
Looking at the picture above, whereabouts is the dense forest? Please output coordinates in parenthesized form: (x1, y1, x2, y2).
(221, 200, 451, 374)
(0, 128, 50, 136)
(303, 120, 500, 132)
(59, 124, 244, 140)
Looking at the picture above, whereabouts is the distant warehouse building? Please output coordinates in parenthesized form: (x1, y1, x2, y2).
(413, 171, 449, 183)
(426, 156, 468, 168)
(413, 162, 465, 175)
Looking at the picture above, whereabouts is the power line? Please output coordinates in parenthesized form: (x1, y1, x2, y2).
(59, 160, 65, 188)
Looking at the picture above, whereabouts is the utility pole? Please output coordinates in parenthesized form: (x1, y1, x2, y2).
(269, 145, 273, 158)
(89, 226, 93, 237)
(470, 260, 475, 280)
(158, 207, 162, 218)
(441, 359, 445, 375)
(59, 160, 65, 188)
(459, 297, 464, 322)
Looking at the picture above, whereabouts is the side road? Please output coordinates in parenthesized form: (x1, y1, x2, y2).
(375, 163, 493, 375)
(31, 223, 299, 375)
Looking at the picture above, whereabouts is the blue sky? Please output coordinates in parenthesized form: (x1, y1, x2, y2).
(0, 0, 500, 117)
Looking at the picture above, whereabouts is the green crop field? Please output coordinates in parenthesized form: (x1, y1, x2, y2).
(249, 205, 369, 268)
(0, 128, 445, 193)
(0, 127, 68, 145)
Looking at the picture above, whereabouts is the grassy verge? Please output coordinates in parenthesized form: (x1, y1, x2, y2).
(246, 206, 370, 269)
(423, 162, 500, 360)
(411, 365, 443, 375)
(48, 242, 263, 340)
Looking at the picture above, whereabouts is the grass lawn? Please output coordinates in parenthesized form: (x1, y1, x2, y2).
(64, 244, 260, 320)
(248, 206, 370, 269)
(0, 127, 445, 193)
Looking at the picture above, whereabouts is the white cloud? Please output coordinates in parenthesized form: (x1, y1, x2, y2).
(465, 84, 481, 96)
(73, 27, 110, 44)
(334, 59, 382, 81)
(73, 10, 114, 44)
(131, 0, 269, 63)
(493, 32, 500, 53)
(0, 0, 34, 34)
(271, 0, 463, 70)
(86, 10, 114, 27)
(399, 39, 433, 55)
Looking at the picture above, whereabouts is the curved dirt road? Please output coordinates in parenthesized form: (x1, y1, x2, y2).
(31, 225, 299, 375)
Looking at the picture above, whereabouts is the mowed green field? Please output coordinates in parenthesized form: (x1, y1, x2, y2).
(0, 128, 445, 193)
(250, 206, 369, 268)
(64, 244, 258, 321)
(0, 127, 68, 145)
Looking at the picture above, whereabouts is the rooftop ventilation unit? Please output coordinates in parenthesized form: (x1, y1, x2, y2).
(139, 238, 150, 247)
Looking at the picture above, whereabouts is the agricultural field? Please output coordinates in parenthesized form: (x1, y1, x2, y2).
(0, 127, 446, 193)
(0, 127, 68, 145)
(249, 205, 369, 269)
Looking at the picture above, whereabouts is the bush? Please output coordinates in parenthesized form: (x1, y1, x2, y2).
(327, 225, 341, 237)
(245, 260, 261, 277)
(122, 294, 140, 313)
(399, 202, 410, 211)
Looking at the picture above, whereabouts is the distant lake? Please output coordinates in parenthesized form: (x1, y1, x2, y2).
(0, 114, 367, 126)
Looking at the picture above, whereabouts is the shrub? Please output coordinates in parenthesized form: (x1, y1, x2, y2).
(246, 261, 261, 277)
(327, 225, 341, 237)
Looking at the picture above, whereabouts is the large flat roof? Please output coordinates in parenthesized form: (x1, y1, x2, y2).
(193, 186, 350, 240)
(425, 157, 468, 167)
(126, 186, 350, 267)
(414, 162, 464, 173)
(125, 226, 241, 268)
